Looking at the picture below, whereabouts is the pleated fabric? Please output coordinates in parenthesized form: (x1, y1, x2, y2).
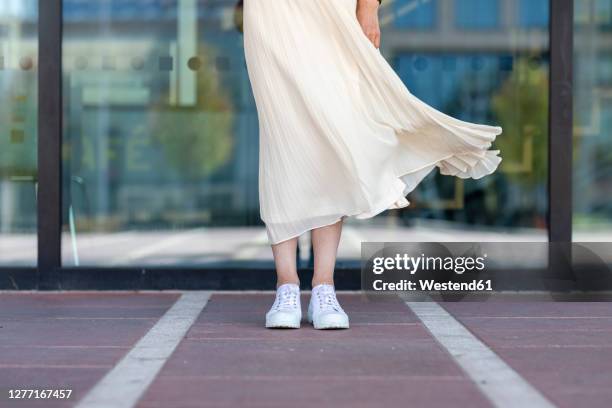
(243, 0, 503, 245)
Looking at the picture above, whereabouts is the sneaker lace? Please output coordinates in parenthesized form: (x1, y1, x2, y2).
(316, 287, 342, 312)
(274, 287, 298, 311)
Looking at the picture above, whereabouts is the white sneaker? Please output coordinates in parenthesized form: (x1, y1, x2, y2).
(308, 284, 349, 329)
(265, 283, 302, 329)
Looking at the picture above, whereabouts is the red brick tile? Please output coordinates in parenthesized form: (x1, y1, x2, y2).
(140, 294, 488, 408)
(139, 376, 489, 408)
(444, 301, 612, 408)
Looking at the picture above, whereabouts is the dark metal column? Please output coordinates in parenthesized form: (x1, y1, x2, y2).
(548, 0, 574, 289)
(548, 0, 573, 243)
(37, 0, 63, 288)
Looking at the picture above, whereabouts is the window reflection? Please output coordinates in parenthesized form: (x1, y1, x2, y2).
(454, 0, 499, 30)
(60, 0, 550, 265)
(393, 0, 437, 29)
(0, 0, 38, 266)
(336, 0, 549, 259)
(574, 0, 612, 241)
(62, 0, 263, 266)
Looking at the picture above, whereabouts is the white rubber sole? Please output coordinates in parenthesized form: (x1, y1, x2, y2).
(308, 312, 350, 330)
(265, 311, 301, 329)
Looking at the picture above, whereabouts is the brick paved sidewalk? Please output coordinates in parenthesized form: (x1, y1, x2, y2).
(0, 292, 611, 408)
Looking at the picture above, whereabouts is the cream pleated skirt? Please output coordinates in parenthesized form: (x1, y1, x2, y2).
(243, 0, 503, 245)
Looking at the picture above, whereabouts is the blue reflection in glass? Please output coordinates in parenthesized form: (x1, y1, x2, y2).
(393, 0, 437, 29)
(518, 0, 549, 28)
(455, 0, 499, 30)
(395, 53, 506, 123)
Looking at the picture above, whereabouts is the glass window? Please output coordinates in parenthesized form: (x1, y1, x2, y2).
(574, 0, 612, 241)
(594, 0, 612, 28)
(59, 0, 550, 265)
(393, 0, 437, 29)
(0, 0, 38, 266)
(518, 0, 549, 28)
(395, 54, 511, 125)
(62, 0, 267, 266)
(455, 0, 499, 30)
(338, 0, 550, 259)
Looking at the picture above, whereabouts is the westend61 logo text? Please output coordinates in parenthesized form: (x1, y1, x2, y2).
(368, 252, 493, 292)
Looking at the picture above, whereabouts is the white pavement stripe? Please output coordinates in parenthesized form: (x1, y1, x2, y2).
(406, 301, 557, 408)
(75, 292, 211, 408)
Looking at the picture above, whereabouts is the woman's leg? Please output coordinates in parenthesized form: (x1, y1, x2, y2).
(309, 219, 349, 329)
(311, 219, 343, 287)
(271, 237, 300, 287)
(267, 237, 301, 328)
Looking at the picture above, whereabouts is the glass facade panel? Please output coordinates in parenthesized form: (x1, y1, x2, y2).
(518, 0, 549, 28)
(392, 0, 437, 29)
(454, 0, 499, 30)
(574, 0, 612, 241)
(0, 0, 38, 266)
(62, 0, 265, 266)
(59, 0, 550, 266)
(337, 0, 549, 259)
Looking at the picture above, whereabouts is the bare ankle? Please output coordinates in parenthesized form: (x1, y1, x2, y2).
(311, 279, 334, 288)
(276, 278, 300, 288)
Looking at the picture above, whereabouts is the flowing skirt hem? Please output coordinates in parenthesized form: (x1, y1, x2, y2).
(265, 142, 502, 245)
